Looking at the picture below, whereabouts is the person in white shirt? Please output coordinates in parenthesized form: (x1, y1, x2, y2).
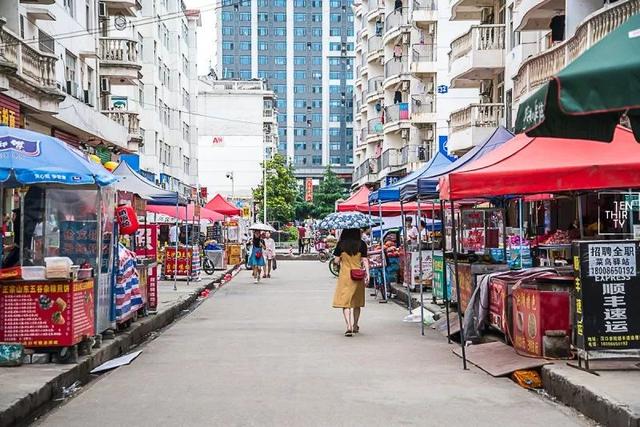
(405, 216, 419, 247)
(169, 223, 179, 245)
(263, 231, 276, 278)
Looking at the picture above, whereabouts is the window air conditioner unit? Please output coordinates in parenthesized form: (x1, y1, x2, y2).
(100, 77, 111, 94)
(98, 2, 108, 19)
(402, 33, 408, 44)
(401, 128, 409, 139)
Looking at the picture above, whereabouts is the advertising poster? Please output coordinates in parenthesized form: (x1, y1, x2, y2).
(165, 247, 195, 277)
(135, 225, 159, 310)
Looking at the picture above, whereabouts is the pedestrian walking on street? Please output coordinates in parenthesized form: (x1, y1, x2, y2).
(332, 228, 369, 337)
(248, 230, 266, 284)
(264, 231, 276, 278)
(297, 224, 306, 255)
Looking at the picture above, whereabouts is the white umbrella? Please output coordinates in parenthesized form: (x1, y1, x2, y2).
(249, 222, 275, 232)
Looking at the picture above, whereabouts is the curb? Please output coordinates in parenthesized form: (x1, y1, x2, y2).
(0, 265, 238, 427)
(541, 365, 640, 427)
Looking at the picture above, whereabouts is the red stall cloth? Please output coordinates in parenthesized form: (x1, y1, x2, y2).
(147, 204, 224, 222)
(440, 126, 640, 201)
(337, 186, 370, 212)
(205, 194, 242, 216)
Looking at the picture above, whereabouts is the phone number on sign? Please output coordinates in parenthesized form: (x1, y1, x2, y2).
(589, 265, 635, 278)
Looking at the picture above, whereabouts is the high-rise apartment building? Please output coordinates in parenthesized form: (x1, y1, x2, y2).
(216, 0, 356, 184)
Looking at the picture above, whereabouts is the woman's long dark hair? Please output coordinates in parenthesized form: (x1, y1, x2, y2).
(338, 228, 361, 256)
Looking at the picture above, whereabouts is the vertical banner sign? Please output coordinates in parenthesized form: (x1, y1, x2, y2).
(574, 240, 640, 350)
(305, 177, 313, 202)
(134, 225, 158, 310)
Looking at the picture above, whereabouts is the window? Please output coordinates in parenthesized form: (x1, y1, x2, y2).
(294, 114, 306, 123)
(312, 155, 322, 165)
(311, 86, 322, 94)
(329, 58, 342, 65)
(222, 41, 234, 50)
(39, 30, 55, 54)
(274, 0, 286, 5)
(294, 156, 307, 166)
(294, 84, 305, 93)
(85, 0, 91, 29)
(311, 42, 321, 51)
(272, 71, 286, 80)
(258, 0, 268, 5)
(311, 1, 322, 6)
(294, 143, 307, 151)
(239, 12, 251, 21)
(222, 55, 234, 65)
(258, 71, 268, 79)
(64, 51, 76, 88)
(329, 85, 341, 93)
(273, 27, 286, 36)
(274, 42, 286, 50)
(274, 56, 286, 65)
(222, 27, 233, 36)
(312, 128, 322, 137)
(294, 0, 306, 5)
(273, 12, 286, 22)
(294, 42, 306, 51)
(258, 27, 268, 36)
(64, 0, 75, 17)
(258, 13, 268, 21)
(239, 42, 251, 50)
(294, 27, 306, 37)
(330, 28, 341, 36)
(275, 99, 286, 109)
(311, 71, 322, 80)
(347, 27, 354, 36)
(330, 142, 341, 151)
(311, 113, 322, 122)
(239, 27, 251, 36)
(330, 114, 342, 122)
(330, 13, 341, 22)
(329, 128, 341, 136)
(312, 143, 322, 151)
(312, 56, 322, 65)
(258, 41, 268, 51)
(277, 114, 287, 123)
(273, 84, 286, 94)
(311, 28, 322, 37)
(311, 14, 322, 22)
(294, 70, 306, 79)
(258, 55, 268, 65)
(330, 156, 341, 165)
(239, 56, 251, 65)
(294, 56, 306, 65)
(330, 0, 340, 6)
(329, 42, 342, 51)
(294, 13, 306, 22)
(294, 128, 307, 136)
(294, 100, 306, 108)
(239, 70, 252, 79)
(311, 100, 322, 108)
(330, 71, 343, 80)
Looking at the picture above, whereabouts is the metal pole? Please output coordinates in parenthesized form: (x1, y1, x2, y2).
(186, 203, 191, 286)
(450, 200, 468, 370)
(400, 200, 410, 313)
(441, 199, 451, 343)
(19, 191, 24, 267)
(577, 194, 585, 239)
(263, 155, 267, 224)
(417, 198, 424, 335)
(378, 201, 388, 302)
(519, 198, 524, 269)
(173, 201, 178, 291)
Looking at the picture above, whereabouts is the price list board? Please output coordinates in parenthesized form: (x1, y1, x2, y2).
(0, 279, 95, 347)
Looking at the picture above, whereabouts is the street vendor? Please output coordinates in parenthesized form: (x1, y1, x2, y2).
(405, 216, 419, 246)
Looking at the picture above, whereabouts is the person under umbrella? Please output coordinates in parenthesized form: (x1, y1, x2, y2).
(248, 229, 266, 284)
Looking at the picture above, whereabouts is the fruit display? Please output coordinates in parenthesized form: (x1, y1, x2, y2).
(532, 230, 572, 246)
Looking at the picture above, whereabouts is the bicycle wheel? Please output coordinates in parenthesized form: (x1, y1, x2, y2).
(202, 258, 215, 275)
(318, 251, 328, 263)
(329, 259, 340, 277)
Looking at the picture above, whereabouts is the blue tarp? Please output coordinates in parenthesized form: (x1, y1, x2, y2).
(369, 152, 453, 204)
(416, 127, 514, 198)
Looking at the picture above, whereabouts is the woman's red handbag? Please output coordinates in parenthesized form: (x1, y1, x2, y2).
(255, 250, 263, 259)
(350, 269, 366, 281)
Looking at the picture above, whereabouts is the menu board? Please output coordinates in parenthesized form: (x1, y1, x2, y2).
(59, 221, 98, 267)
(574, 240, 640, 351)
(165, 247, 196, 277)
(0, 279, 95, 347)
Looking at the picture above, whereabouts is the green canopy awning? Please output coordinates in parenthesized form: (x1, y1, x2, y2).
(515, 13, 640, 142)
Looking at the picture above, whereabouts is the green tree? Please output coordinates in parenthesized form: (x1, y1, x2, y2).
(311, 166, 346, 218)
(252, 153, 297, 224)
(294, 191, 314, 221)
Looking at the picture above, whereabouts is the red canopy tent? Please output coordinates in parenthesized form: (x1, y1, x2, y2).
(440, 126, 640, 201)
(147, 204, 224, 222)
(205, 194, 242, 216)
(337, 186, 370, 212)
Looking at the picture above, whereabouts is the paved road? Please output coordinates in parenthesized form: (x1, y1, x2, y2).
(37, 261, 589, 427)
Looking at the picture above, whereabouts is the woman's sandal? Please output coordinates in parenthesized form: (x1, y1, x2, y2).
(344, 330, 353, 337)
(353, 326, 359, 334)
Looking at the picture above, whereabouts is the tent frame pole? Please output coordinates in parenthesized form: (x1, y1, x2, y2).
(450, 200, 468, 370)
(400, 200, 411, 313)
(417, 198, 424, 335)
(440, 199, 451, 343)
(174, 201, 179, 291)
(378, 201, 388, 303)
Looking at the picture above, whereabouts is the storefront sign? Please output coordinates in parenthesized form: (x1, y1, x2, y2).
(212, 136, 224, 145)
(305, 177, 313, 202)
(385, 176, 400, 187)
(165, 247, 196, 277)
(0, 94, 20, 128)
(242, 207, 250, 218)
(0, 280, 95, 347)
(432, 252, 447, 300)
(574, 240, 640, 351)
(598, 192, 640, 235)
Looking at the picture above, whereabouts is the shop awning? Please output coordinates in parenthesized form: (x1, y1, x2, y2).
(368, 152, 453, 204)
(440, 126, 640, 201)
(416, 127, 514, 198)
(352, 200, 440, 216)
(112, 161, 184, 206)
(147, 204, 224, 222)
(337, 186, 370, 212)
(205, 194, 242, 216)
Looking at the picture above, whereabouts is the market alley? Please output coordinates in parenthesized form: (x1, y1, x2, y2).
(36, 261, 589, 427)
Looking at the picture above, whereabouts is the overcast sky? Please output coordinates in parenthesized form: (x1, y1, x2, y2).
(184, 0, 216, 76)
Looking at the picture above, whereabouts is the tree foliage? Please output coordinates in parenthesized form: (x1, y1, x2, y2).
(311, 166, 346, 219)
(252, 153, 297, 224)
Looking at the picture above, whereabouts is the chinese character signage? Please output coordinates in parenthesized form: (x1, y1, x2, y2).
(59, 221, 98, 267)
(0, 279, 95, 347)
(135, 225, 158, 310)
(305, 177, 313, 202)
(165, 247, 198, 277)
(574, 240, 640, 351)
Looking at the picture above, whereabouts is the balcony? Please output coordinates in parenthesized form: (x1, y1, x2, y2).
(384, 8, 410, 43)
(353, 159, 379, 185)
(366, 0, 384, 21)
(367, 36, 383, 62)
(99, 37, 142, 84)
(413, 0, 438, 24)
(103, 110, 142, 145)
(366, 77, 384, 103)
(359, 128, 368, 146)
(102, 0, 142, 17)
(0, 23, 60, 110)
(449, 24, 506, 88)
(411, 44, 437, 75)
(450, 0, 494, 21)
(411, 95, 436, 124)
(448, 103, 505, 154)
(515, 0, 564, 31)
(381, 148, 404, 171)
(367, 117, 384, 142)
(384, 103, 410, 132)
(383, 58, 409, 88)
(513, 0, 640, 101)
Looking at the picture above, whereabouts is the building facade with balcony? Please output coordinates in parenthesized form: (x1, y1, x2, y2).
(0, 0, 136, 160)
(196, 77, 278, 200)
(352, 0, 477, 189)
(447, 0, 635, 155)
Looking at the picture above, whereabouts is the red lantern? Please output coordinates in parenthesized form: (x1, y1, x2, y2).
(116, 205, 139, 235)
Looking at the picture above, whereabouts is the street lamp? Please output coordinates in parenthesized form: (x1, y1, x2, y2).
(226, 171, 234, 202)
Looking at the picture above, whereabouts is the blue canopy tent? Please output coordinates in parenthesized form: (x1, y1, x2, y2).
(112, 160, 184, 206)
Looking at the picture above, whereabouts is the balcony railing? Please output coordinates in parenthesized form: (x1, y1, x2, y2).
(0, 25, 57, 90)
(450, 103, 505, 134)
(401, 145, 421, 164)
(368, 117, 383, 134)
(382, 149, 403, 169)
(412, 43, 436, 63)
(513, 0, 640, 100)
(102, 110, 141, 139)
(360, 127, 368, 145)
(449, 24, 506, 66)
(385, 8, 410, 33)
(367, 36, 382, 54)
(384, 58, 409, 79)
(99, 37, 139, 64)
(385, 103, 409, 125)
(412, 95, 435, 115)
(414, 0, 437, 10)
(367, 76, 384, 94)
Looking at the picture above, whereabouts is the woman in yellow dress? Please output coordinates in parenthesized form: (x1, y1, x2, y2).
(332, 228, 369, 337)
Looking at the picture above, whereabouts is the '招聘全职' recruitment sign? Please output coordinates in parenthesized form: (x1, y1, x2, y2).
(574, 240, 640, 351)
